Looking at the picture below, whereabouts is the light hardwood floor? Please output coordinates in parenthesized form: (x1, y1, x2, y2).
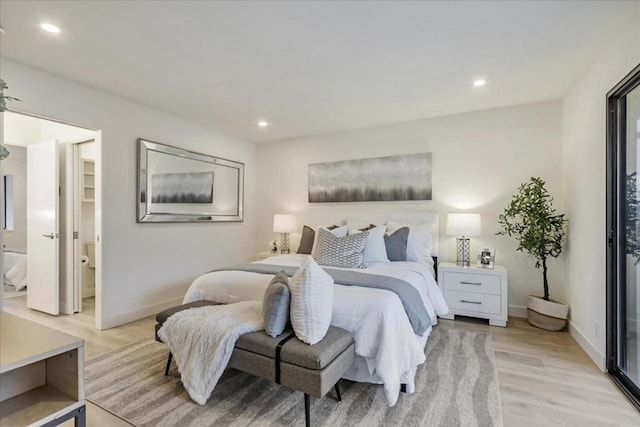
(3, 296, 639, 426)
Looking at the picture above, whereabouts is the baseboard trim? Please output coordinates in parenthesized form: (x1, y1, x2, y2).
(102, 296, 184, 330)
(82, 287, 95, 298)
(568, 320, 606, 372)
(508, 305, 527, 318)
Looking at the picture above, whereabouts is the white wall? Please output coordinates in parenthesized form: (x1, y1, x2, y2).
(0, 59, 257, 328)
(2, 145, 26, 250)
(562, 7, 640, 370)
(256, 100, 565, 314)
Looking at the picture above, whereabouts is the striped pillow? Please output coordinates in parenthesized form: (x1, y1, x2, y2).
(311, 228, 368, 268)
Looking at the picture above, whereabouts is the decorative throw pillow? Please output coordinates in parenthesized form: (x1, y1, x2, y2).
(311, 228, 368, 268)
(386, 221, 433, 265)
(263, 271, 291, 338)
(289, 257, 334, 345)
(297, 226, 316, 254)
(350, 225, 389, 263)
(384, 227, 410, 261)
(297, 224, 345, 254)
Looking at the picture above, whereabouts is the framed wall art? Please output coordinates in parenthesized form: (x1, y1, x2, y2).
(308, 153, 432, 203)
(137, 138, 244, 222)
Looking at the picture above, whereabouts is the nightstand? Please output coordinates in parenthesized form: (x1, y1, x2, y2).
(437, 262, 508, 327)
(256, 251, 277, 261)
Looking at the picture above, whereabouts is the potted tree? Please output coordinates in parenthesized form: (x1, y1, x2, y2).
(497, 177, 568, 331)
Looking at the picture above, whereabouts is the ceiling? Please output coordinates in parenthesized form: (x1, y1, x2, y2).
(0, 1, 635, 143)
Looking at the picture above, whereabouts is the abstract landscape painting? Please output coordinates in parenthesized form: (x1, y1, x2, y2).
(151, 172, 214, 204)
(308, 153, 432, 203)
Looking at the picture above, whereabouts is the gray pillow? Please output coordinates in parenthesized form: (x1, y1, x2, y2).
(384, 227, 410, 261)
(297, 224, 340, 254)
(263, 271, 291, 337)
(311, 228, 368, 268)
(297, 225, 316, 254)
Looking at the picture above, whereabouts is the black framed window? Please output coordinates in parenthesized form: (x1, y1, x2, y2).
(607, 62, 640, 410)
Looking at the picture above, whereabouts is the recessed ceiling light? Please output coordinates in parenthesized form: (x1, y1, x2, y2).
(473, 79, 487, 87)
(258, 121, 269, 128)
(40, 23, 61, 34)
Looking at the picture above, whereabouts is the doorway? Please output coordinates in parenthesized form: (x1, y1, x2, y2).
(607, 62, 640, 409)
(1, 111, 102, 328)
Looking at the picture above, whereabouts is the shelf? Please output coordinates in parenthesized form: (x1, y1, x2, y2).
(0, 312, 84, 426)
(82, 199, 95, 203)
(84, 186, 95, 189)
(0, 385, 79, 426)
(83, 172, 95, 176)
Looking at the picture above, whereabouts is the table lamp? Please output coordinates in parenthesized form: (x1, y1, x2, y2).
(273, 214, 297, 254)
(446, 213, 481, 267)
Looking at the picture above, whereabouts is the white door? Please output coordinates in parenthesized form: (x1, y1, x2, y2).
(27, 139, 59, 315)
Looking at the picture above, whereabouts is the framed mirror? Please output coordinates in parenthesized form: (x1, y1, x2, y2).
(137, 139, 244, 222)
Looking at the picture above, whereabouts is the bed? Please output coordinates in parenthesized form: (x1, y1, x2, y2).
(3, 249, 27, 291)
(182, 213, 448, 406)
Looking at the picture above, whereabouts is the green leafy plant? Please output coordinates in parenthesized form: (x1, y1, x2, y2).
(0, 78, 21, 112)
(626, 172, 640, 263)
(497, 177, 567, 301)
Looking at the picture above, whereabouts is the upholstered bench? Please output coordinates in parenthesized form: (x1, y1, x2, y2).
(155, 302, 355, 427)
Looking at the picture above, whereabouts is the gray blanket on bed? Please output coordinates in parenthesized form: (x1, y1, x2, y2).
(213, 263, 432, 335)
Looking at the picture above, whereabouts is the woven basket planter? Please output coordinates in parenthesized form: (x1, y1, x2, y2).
(526, 295, 569, 332)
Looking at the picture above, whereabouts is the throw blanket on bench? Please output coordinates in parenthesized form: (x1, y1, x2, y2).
(157, 301, 264, 405)
(214, 263, 433, 335)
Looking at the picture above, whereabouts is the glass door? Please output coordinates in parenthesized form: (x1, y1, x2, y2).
(607, 63, 640, 409)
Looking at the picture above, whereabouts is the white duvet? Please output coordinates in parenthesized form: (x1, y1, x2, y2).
(183, 254, 449, 406)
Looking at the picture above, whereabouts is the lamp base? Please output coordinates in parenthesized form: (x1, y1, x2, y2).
(280, 233, 290, 254)
(455, 237, 471, 267)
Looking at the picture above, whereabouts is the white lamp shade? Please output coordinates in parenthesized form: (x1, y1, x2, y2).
(446, 213, 481, 237)
(273, 214, 297, 233)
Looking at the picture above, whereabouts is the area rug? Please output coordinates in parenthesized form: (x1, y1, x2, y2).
(85, 328, 503, 427)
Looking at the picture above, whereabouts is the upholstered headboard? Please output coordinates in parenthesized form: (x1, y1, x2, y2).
(292, 212, 440, 257)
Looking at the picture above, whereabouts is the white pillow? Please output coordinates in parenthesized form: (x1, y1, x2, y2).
(289, 256, 334, 345)
(350, 225, 389, 263)
(386, 220, 433, 265)
(323, 224, 349, 237)
(346, 218, 385, 232)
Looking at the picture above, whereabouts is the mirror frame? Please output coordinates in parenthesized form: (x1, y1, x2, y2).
(137, 138, 244, 223)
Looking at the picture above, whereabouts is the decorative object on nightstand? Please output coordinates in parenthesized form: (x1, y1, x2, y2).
(438, 262, 508, 327)
(446, 213, 481, 267)
(497, 177, 568, 331)
(273, 214, 297, 254)
(476, 248, 495, 268)
(268, 239, 279, 253)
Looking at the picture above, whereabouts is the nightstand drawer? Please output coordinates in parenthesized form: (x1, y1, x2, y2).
(444, 290, 501, 315)
(442, 271, 501, 295)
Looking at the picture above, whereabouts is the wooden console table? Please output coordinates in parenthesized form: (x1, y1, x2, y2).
(0, 312, 85, 426)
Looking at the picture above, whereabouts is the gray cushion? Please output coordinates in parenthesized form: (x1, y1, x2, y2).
(297, 225, 340, 254)
(235, 328, 294, 358)
(384, 227, 409, 261)
(311, 228, 368, 268)
(296, 225, 316, 254)
(280, 326, 354, 370)
(263, 272, 291, 337)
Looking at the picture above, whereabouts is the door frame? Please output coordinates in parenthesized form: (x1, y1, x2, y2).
(606, 62, 640, 410)
(64, 138, 97, 314)
(1, 109, 103, 330)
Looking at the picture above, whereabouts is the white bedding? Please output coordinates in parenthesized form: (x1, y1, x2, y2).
(183, 254, 448, 406)
(4, 251, 27, 291)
